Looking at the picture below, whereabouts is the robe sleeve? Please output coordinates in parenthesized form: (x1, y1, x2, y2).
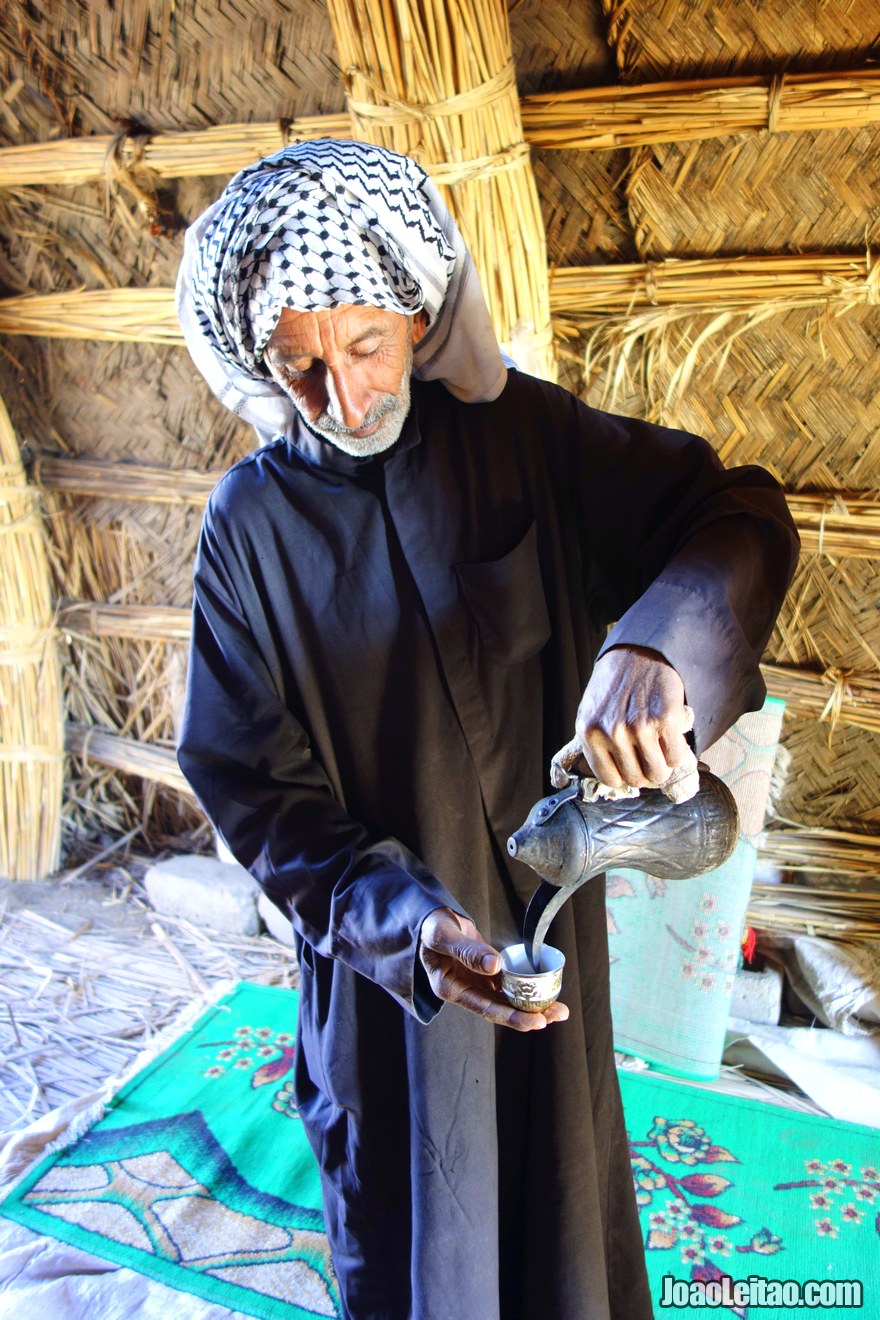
(564, 398, 799, 751)
(177, 520, 462, 1024)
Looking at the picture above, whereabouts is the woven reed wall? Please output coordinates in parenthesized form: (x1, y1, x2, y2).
(0, 0, 876, 876)
(589, 0, 880, 856)
(0, 0, 283, 853)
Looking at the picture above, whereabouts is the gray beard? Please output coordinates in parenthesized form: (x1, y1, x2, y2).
(303, 334, 414, 458)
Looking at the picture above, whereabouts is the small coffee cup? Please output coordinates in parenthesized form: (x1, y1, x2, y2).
(499, 943, 565, 1013)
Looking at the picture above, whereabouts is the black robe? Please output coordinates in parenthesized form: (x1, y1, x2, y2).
(178, 369, 798, 1320)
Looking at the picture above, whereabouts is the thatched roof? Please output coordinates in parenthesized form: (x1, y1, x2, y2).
(1, 0, 878, 916)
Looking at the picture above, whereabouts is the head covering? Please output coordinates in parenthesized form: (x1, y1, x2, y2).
(176, 139, 508, 444)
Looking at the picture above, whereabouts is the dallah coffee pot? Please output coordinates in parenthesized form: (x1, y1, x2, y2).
(507, 768, 739, 970)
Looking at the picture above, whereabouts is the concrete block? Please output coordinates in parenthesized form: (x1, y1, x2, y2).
(145, 854, 261, 936)
(258, 890, 296, 946)
(729, 964, 783, 1026)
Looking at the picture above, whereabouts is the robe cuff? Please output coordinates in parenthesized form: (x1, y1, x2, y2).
(332, 871, 469, 1025)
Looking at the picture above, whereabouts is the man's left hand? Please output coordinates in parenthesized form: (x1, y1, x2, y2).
(573, 645, 692, 790)
(419, 908, 569, 1031)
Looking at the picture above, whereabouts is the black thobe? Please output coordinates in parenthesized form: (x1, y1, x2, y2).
(178, 369, 798, 1320)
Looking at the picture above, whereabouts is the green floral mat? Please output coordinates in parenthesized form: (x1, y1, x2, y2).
(0, 982, 341, 1320)
(619, 1070, 879, 1317)
(2, 983, 877, 1319)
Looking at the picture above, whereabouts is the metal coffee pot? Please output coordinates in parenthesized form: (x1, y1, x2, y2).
(507, 768, 739, 969)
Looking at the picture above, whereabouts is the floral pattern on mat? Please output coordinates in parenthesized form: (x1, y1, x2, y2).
(627, 1086, 880, 1317)
(630, 1112, 785, 1277)
(774, 1159, 880, 1240)
(200, 1023, 299, 1119)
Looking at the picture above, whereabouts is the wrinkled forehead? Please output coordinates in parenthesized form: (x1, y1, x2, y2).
(264, 305, 417, 371)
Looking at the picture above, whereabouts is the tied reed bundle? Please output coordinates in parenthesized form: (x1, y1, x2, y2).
(0, 398, 64, 881)
(759, 826, 880, 880)
(520, 67, 880, 151)
(3, 67, 880, 190)
(748, 880, 880, 941)
(3, 252, 877, 351)
(785, 492, 880, 560)
(325, 0, 554, 380)
(762, 664, 880, 736)
(0, 289, 183, 345)
(66, 723, 193, 798)
(59, 601, 192, 643)
(550, 253, 880, 318)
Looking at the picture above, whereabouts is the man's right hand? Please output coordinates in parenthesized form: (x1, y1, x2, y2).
(419, 908, 569, 1032)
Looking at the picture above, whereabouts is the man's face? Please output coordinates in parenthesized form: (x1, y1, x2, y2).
(264, 304, 428, 458)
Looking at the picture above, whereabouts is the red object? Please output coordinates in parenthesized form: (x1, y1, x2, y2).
(741, 925, 757, 964)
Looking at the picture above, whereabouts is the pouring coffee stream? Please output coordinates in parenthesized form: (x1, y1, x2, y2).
(507, 768, 740, 972)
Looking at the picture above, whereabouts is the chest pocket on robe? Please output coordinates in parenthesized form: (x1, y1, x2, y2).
(455, 520, 551, 666)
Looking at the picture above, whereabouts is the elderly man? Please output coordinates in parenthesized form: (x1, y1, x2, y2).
(176, 139, 797, 1320)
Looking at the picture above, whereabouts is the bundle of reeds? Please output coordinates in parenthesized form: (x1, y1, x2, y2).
(762, 664, 880, 736)
(2, 66, 880, 191)
(325, 0, 554, 379)
(4, 252, 876, 348)
(550, 253, 880, 318)
(520, 67, 880, 150)
(759, 825, 880, 878)
(58, 601, 192, 642)
(0, 398, 64, 881)
(65, 722, 192, 798)
(0, 116, 352, 190)
(0, 289, 183, 344)
(747, 882, 880, 941)
(785, 492, 880, 560)
(35, 455, 877, 568)
(35, 456, 217, 504)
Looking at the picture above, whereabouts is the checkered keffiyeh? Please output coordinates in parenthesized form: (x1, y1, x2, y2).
(176, 139, 507, 443)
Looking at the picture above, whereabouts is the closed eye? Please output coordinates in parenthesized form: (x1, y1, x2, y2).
(281, 360, 318, 381)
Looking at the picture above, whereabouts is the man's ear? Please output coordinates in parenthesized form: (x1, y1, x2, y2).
(411, 310, 429, 346)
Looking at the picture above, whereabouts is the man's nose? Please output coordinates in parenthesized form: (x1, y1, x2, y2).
(324, 365, 370, 430)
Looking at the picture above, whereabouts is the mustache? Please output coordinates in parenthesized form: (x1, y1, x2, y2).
(316, 392, 400, 438)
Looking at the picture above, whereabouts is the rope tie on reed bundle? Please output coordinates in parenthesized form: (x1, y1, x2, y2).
(819, 666, 854, 738)
(644, 260, 659, 306)
(103, 126, 160, 227)
(0, 506, 41, 535)
(813, 494, 843, 557)
(0, 746, 64, 763)
(0, 458, 40, 506)
(864, 248, 880, 305)
(426, 143, 531, 187)
(0, 622, 56, 667)
(345, 61, 518, 125)
(344, 63, 531, 186)
(766, 74, 786, 133)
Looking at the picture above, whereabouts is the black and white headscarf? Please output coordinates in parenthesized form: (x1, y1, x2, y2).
(177, 139, 507, 443)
